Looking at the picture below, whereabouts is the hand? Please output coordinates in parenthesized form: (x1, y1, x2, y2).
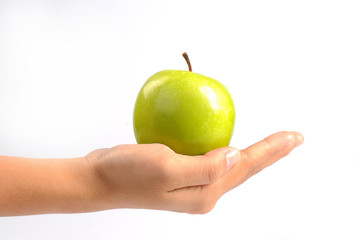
(83, 131, 303, 214)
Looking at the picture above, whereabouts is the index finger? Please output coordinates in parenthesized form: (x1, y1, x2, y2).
(243, 131, 303, 170)
(218, 131, 304, 192)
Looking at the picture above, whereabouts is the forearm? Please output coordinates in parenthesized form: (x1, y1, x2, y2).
(0, 155, 92, 216)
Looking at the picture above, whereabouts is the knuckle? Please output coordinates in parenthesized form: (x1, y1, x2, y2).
(158, 147, 179, 182)
(153, 143, 174, 158)
(139, 144, 175, 184)
(203, 161, 218, 183)
(263, 137, 274, 151)
(249, 165, 263, 177)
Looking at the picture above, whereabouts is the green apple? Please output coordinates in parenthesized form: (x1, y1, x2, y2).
(133, 53, 235, 155)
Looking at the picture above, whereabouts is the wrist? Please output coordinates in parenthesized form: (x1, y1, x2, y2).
(75, 149, 113, 213)
(45, 156, 96, 214)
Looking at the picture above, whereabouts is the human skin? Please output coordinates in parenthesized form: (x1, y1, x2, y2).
(0, 131, 303, 216)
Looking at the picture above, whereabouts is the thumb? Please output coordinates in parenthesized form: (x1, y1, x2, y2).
(171, 147, 240, 188)
(205, 147, 241, 172)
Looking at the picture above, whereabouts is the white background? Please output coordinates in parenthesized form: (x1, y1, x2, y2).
(1, 0, 360, 239)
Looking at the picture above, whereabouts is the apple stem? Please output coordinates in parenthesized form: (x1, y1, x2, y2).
(182, 52, 192, 72)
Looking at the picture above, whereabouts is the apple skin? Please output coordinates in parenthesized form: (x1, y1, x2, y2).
(133, 70, 235, 156)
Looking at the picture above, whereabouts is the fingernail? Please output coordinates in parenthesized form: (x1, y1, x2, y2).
(226, 149, 240, 170)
